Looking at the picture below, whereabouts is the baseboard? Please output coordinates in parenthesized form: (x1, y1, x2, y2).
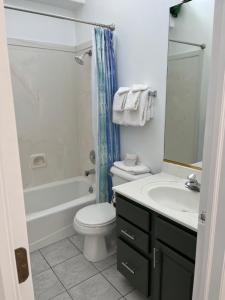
(29, 225, 76, 252)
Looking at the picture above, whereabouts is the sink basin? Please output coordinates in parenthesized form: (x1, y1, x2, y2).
(144, 183, 200, 213)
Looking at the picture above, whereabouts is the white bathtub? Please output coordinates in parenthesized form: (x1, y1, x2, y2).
(24, 177, 96, 252)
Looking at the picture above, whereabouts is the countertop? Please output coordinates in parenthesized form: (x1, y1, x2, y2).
(113, 172, 199, 232)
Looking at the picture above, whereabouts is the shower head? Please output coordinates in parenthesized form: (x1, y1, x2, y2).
(75, 55, 85, 65)
(75, 49, 92, 65)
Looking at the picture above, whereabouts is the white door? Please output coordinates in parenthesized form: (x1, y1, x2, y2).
(193, 0, 225, 299)
(0, 1, 34, 299)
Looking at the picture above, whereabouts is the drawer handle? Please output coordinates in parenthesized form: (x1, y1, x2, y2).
(121, 262, 135, 275)
(153, 248, 160, 269)
(121, 229, 135, 241)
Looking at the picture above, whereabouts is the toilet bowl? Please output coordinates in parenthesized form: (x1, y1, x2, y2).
(74, 166, 151, 262)
(73, 202, 116, 262)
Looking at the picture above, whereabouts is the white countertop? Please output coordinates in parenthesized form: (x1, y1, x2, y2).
(113, 172, 199, 232)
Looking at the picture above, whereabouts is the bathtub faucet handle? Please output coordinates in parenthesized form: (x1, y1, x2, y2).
(85, 168, 96, 176)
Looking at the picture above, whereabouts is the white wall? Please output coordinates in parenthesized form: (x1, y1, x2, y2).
(74, 0, 176, 172)
(5, 0, 77, 45)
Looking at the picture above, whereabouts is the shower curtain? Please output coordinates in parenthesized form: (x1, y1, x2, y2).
(92, 27, 120, 203)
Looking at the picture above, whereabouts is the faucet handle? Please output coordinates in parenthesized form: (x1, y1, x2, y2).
(187, 174, 197, 181)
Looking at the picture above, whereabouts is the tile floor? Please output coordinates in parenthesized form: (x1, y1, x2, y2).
(31, 235, 150, 300)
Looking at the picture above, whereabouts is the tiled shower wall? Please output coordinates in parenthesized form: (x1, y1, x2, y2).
(8, 40, 94, 188)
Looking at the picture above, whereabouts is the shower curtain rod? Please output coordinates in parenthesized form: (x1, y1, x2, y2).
(169, 39, 206, 50)
(4, 5, 115, 31)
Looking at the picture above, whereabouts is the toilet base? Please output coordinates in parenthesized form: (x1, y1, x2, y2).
(83, 235, 108, 262)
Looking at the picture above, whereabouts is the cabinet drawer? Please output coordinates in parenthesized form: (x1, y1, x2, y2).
(117, 239, 149, 296)
(116, 196, 151, 231)
(117, 217, 150, 254)
(155, 217, 197, 261)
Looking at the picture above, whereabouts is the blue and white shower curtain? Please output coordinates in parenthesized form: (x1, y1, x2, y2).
(92, 27, 120, 203)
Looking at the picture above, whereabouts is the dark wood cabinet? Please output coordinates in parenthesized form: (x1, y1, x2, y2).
(117, 239, 150, 295)
(116, 194, 197, 299)
(153, 241, 195, 300)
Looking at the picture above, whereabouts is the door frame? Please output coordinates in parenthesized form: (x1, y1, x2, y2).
(193, 0, 225, 299)
(0, 1, 34, 299)
(1, 0, 225, 299)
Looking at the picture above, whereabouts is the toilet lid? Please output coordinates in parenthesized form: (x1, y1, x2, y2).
(75, 203, 116, 227)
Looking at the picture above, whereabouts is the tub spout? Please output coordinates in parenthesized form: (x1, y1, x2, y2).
(85, 169, 96, 176)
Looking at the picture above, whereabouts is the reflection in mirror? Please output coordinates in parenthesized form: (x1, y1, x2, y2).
(164, 0, 215, 169)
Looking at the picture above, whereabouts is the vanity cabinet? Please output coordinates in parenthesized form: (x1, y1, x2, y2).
(153, 241, 194, 300)
(116, 194, 197, 299)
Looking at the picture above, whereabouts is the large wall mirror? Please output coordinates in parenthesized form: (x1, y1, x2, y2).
(164, 0, 215, 170)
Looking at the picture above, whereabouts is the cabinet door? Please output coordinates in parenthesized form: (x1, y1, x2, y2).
(153, 241, 195, 300)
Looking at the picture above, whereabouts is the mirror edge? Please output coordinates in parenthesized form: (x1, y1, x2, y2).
(163, 159, 202, 171)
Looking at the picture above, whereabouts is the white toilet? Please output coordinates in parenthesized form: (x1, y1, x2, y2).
(73, 166, 151, 262)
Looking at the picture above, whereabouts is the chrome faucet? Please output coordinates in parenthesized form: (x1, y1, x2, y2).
(85, 168, 96, 176)
(185, 174, 201, 192)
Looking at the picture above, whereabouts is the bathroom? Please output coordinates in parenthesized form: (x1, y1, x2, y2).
(0, 0, 225, 299)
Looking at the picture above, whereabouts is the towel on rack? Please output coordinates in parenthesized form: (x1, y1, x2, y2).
(113, 110, 124, 125)
(113, 87, 130, 111)
(124, 90, 141, 111)
(117, 87, 130, 95)
(131, 84, 149, 92)
(147, 91, 154, 121)
(114, 161, 151, 175)
(124, 85, 149, 111)
(124, 89, 154, 126)
(113, 88, 155, 126)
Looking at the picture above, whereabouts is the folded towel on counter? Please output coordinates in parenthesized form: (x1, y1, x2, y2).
(113, 87, 130, 111)
(111, 166, 151, 181)
(124, 90, 141, 111)
(114, 161, 151, 175)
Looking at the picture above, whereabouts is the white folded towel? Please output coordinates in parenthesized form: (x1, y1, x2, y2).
(146, 92, 154, 121)
(124, 153, 138, 166)
(131, 84, 149, 92)
(111, 166, 151, 181)
(113, 87, 130, 112)
(117, 87, 130, 95)
(114, 161, 151, 175)
(113, 90, 154, 126)
(113, 111, 124, 125)
(124, 90, 141, 111)
(123, 90, 153, 126)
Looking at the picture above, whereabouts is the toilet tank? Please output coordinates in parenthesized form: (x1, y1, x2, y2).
(110, 166, 151, 187)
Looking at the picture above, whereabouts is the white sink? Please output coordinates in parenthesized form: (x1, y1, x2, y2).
(143, 182, 200, 213)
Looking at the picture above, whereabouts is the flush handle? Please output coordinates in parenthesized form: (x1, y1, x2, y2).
(15, 248, 29, 283)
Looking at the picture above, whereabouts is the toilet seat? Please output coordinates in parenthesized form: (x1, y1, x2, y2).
(75, 203, 116, 228)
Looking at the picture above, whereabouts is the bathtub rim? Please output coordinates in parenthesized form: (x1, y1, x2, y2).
(24, 176, 93, 194)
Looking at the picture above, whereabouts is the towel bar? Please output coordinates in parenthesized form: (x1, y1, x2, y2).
(148, 90, 157, 97)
